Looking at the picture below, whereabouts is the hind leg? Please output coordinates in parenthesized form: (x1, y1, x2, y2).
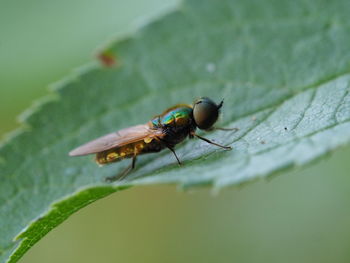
(105, 155, 137, 182)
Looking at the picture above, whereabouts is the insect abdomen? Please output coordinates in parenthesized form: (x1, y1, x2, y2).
(95, 139, 164, 165)
(95, 142, 143, 165)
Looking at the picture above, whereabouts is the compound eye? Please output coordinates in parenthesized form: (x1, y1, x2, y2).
(193, 97, 222, 130)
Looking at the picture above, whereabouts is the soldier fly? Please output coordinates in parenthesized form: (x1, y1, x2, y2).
(69, 97, 235, 181)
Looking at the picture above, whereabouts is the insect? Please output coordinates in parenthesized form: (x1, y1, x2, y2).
(69, 97, 235, 181)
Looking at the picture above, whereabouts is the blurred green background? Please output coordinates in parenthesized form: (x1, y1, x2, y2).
(1, 0, 349, 262)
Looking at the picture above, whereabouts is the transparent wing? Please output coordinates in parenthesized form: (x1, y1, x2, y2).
(69, 124, 163, 156)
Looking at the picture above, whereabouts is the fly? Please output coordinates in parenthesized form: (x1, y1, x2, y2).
(69, 97, 235, 181)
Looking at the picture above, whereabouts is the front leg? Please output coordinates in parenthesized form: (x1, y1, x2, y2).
(207, 127, 239, 132)
(192, 132, 232, 150)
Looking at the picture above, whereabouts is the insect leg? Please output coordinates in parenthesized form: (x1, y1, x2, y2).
(166, 146, 182, 165)
(208, 127, 239, 132)
(193, 133, 232, 150)
(131, 155, 137, 169)
(105, 155, 137, 182)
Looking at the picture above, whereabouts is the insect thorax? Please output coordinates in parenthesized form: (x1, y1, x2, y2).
(151, 106, 196, 147)
(151, 106, 193, 127)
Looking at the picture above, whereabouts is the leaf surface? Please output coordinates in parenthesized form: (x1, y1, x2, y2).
(1, 0, 350, 262)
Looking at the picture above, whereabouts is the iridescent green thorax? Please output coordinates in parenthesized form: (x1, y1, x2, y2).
(151, 105, 193, 128)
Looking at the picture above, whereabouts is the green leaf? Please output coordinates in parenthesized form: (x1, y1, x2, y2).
(1, 0, 350, 262)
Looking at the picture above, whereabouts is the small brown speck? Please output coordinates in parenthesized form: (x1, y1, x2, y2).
(98, 50, 117, 67)
(284, 127, 288, 131)
(260, 140, 266, 144)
